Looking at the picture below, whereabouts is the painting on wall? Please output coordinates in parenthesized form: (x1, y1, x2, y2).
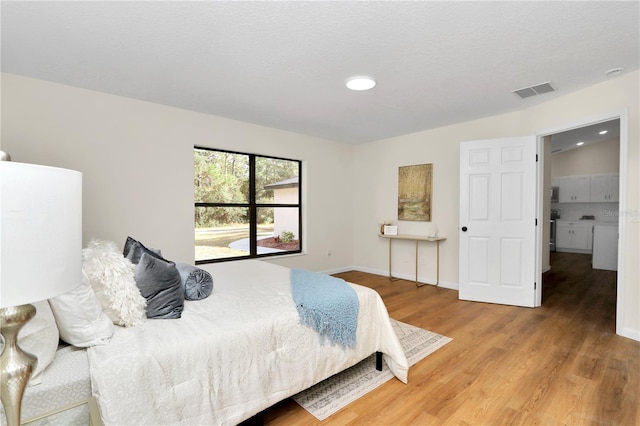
(398, 163, 432, 221)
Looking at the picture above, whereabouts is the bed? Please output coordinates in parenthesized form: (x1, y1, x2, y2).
(2, 258, 407, 425)
(89, 259, 408, 425)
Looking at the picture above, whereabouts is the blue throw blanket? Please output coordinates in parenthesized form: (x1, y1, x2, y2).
(290, 268, 359, 349)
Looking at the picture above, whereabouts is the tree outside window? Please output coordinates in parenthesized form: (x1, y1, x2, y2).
(194, 147, 301, 263)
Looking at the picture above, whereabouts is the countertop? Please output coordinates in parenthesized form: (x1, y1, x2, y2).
(594, 221, 619, 227)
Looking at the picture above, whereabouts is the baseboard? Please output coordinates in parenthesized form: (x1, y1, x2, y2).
(556, 248, 592, 255)
(320, 266, 357, 275)
(351, 266, 459, 290)
(543, 264, 551, 273)
(618, 327, 640, 342)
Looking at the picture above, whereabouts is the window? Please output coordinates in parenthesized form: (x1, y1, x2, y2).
(194, 147, 302, 263)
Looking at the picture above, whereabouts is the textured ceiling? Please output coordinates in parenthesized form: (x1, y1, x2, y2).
(1, 1, 638, 144)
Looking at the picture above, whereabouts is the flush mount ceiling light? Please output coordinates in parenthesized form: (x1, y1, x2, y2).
(599, 130, 608, 135)
(605, 67, 624, 77)
(346, 76, 376, 91)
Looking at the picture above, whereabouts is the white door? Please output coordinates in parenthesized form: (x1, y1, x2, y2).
(459, 136, 537, 307)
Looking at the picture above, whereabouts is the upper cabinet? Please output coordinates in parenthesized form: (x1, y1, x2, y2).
(556, 175, 591, 202)
(553, 173, 619, 203)
(590, 173, 619, 202)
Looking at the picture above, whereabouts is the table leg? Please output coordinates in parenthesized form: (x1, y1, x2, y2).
(415, 240, 419, 284)
(436, 240, 440, 285)
(388, 238, 392, 280)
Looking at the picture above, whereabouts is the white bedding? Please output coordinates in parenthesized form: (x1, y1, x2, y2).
(88, 260, 408, 425)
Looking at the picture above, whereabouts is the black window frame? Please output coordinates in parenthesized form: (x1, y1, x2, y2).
(194, 146, 302, 264)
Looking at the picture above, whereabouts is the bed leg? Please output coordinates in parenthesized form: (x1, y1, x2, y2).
(376, 351, 383, 371)
(239, 413, 263, 426)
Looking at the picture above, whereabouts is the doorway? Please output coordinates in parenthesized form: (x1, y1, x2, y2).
(536, 112, 627, 337)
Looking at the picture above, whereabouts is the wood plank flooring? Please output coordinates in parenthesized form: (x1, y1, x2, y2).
(263, 252, 639, 425)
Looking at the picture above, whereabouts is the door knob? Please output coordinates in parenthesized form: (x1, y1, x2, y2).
(461, 226, 468, 232)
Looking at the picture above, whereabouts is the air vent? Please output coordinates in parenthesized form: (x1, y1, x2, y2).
(512, 81, 555, 99)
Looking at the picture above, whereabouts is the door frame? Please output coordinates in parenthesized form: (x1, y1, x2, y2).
(534, 109, 628, 337)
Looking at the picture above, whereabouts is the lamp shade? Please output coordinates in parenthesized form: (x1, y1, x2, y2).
(0, 161, 82, 308)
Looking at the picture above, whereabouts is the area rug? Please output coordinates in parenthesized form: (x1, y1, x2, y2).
(292, 319, 452, 420)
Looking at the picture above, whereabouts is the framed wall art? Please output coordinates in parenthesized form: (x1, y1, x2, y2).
(398, 163, 432, 221)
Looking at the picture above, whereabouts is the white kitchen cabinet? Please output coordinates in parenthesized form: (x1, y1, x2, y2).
(556, 221, 593, 253)
(592, 223, 618, 270)
(556, 175, 591, 203)
(590, 173, 619, 202)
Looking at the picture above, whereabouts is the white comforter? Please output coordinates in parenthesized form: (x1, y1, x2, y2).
(88, 260, 408, 425)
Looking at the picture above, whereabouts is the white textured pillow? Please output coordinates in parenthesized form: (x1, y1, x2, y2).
(82, 239, 146, 327)
(49, 271, 115, 347)
(15, 300, 59, 386)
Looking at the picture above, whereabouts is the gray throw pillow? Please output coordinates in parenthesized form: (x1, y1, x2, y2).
(134, 253, 184, 319)
(123, 236, 164, 264)
(176, 263, 214, 301)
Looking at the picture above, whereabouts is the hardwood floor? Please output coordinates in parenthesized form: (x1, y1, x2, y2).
(263, 252, 639, 425)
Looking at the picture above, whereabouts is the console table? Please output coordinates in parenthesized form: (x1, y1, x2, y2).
(378, 234, 446, 287)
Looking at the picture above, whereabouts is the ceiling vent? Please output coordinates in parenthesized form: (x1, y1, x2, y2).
(512, 81, 555, 99)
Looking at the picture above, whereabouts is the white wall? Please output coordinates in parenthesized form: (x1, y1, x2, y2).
(552, 137, 620, 176)
(352, 70, 639, 340)
(0, 73, 354, 273)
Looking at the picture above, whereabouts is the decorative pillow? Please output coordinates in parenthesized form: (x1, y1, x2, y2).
(123, 236, 164, 264)
(82, 239, 146, 327)
(17, 300, 59, 386)
(176, 263, 214, 300)
(135, 253, 184, 319)
(49, 270, 115, 347)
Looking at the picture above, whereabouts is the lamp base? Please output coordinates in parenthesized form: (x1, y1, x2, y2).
(0, 304, 38, 426)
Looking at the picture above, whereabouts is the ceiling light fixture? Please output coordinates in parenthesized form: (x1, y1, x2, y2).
(599, 130, 608, 135)
(346, 76, 376, 91)
(605, 67, 624, 77)
(576, 141, 585, 146)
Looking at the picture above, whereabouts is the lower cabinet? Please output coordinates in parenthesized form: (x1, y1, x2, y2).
(556, 221, 593, 253)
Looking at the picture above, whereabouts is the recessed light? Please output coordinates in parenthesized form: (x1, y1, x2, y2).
(576, 141, 585, 146)
(599, 130, 608, 135)
(346, 76, 376, 91)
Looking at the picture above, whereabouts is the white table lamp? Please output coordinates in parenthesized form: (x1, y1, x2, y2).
(0, 156, 82, 426)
